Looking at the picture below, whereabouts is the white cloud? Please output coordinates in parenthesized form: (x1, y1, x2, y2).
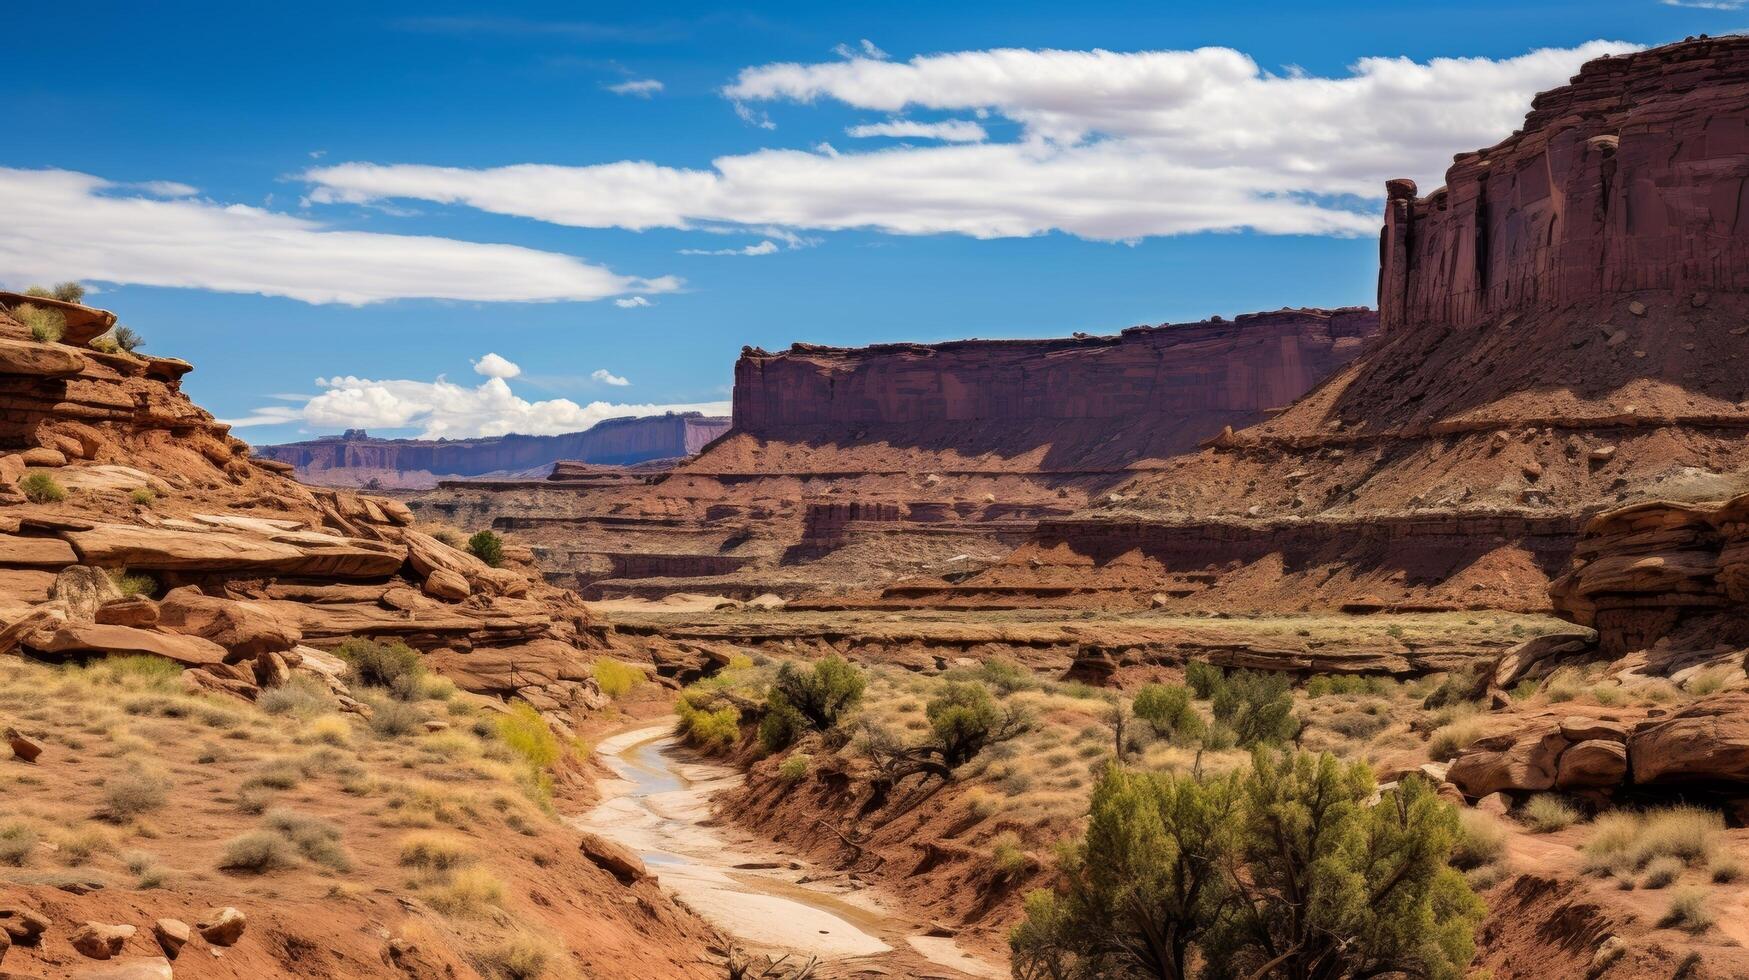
(678, 240, 780, 256)
(833, 39, 888, 60)
(472, 353, 522, 379)
(303, 41, 1633, 242)
(591, 368, 631, 386)
(228, 367, 726, 439)
(607, 78, 664, 97)
(133, 180, 199, 197)
(615, 295, 652, 308)
(1661, 0, 1745, 7)
(0, 167, 679, 305)
(846, 119, 987, 142)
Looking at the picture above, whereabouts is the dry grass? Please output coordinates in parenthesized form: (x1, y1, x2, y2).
(1453, 810, 1508, 869)
(1660, 888, 1714, 932)
(1582, 806, 1723, 875)
(1521, 794, 1580, 834)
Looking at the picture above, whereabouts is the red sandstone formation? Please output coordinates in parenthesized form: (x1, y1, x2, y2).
(257, 413, 729, 489)
(410, 308, 1379, 599)
(920, 36, 1749, 615)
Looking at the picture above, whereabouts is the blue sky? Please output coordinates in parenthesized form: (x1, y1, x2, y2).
(1, 1, 1739, 445)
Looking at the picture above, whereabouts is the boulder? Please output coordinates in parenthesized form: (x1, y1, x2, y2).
(0, 336, 87, 377)
(1629, 692, 1749, 785)
(578, 830, 647, 883)
(421, 567, 470, 601)
(50, 565, 122, 623)
(156, 587, 301, 656)
(5, 726, 43, 763)
(150, 919, 188, 959)
(1555, 739, 1629, 789)
(31, 622, 229, 667)
(0, 907, 50, 945)
(96, 596, 160, 628)
(195, 907, 245, 946)
(20, 447, 67, 468)
(404, 529, 489, 583)
(1446, 727, 1565, 797)
(69, 922, 135, 960)
(1487, 629, 1597, 691)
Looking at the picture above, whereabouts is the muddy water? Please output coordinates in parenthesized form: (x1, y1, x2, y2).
(575, 726, 1005, 977)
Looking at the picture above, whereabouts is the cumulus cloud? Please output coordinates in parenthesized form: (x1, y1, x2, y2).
(0, 167, 679, 305)
(678, 240, 780, 256)
(846, 119, 987, 142)
(615, 295, 652, 308)
(227, 363, 725, 438)
(607, 78, 664, 97)
(303, 41, 1631, 242)
(591, 368, 631, 386)
(472, 353, 522, 379)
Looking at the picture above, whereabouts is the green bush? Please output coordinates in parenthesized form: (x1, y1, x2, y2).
(1012, 753, 1482, 980)
(926, 682, 1018, 769)
(367, 698, 424, 738)
(1209, 670, 1298, 747)
(676, 694, 740, 752)
(19, 471, 66, 503)
(1522, 794, 1580, 834)
(979, 658, 1038, 694)
(1305, 674, 1394, 698)
(590, 657, 643, 698)
(128, 487, 157, 506)
(111, 325, 143, 352)
(1131, 683, 1206, 743)
(770, 655, 866, 731)
(51, 281, 85, 304)
(262, 808, 350, 871)
(758, 692, 805, 753)
(335, 637, 424, 693)
(218, 830, 299, 873)
(99, 766, 169, 821)
(467, 530, 505, 567)
(778, 753, 811, 781)
(1184, 661, 1224, 699)
(108, 568, 156, 598)
(11, 303, 65, 343)
(497, 701, 564, 805)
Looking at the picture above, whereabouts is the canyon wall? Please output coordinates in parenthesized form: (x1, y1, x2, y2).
(257, 413, 729, 487)
(734, 308, 1377, 433)
(1380, 38, 1749, 335)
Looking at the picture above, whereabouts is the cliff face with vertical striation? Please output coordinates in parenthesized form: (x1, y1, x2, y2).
(917, 37, 1749, 615)
(257, 413, 730, 488)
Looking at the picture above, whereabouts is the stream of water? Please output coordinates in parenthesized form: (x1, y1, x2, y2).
(573, 726, 1005, 977)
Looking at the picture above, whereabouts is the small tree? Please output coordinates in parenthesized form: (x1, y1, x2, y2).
(1132, 683, 1206, 744)
(925, 681, 1025, 769)
(769, 655, 865, 732)
(467, 529, 504, 567)
(1209, 670, 1297, 747)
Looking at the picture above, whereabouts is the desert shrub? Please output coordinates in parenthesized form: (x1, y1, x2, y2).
(56, 826, 116, 866)
(1184, 661, 1224, 699)
(1642, 856, 1684, 889)
(95, 653, 180, 687)
(590, 657, 643, 698)
(1522, 794, 1580, 834)
(676, 696, 740, 752)
(336, 637, 423, 692)
(263, 809, 350, 871)
(218, 830, 299, 873)
(1421, 669, 1480, 709)
(778, 753, 811, 781)
(1131, 683, 1206, 744)
(495, 701, 563, 804)
(429, 866, 507, 917)
(1427, 716, 1487, 762)
(1209, 670, 1298, 747)
(1711, 856, 1744, 883)
(990, 830, 1029, 878)
(107, 568, 156, 597)
(305, 714, 352, 746)
(244, 759, 304, 790)
(926, 681, 1026, 769)
(50, 281, 84, 303)
(99, 766, 169, 821)
(1685, 667, 1732, 696)
(11, 303, 65, 343)
(1012, 752, 1482, 980)
(1582, 806, 1722, 872)
(769, 655, 866, 731)
(19, 471, 65, 503)
(258, 675, 333, 717)
(0, 822, 37, 865)
(478, 932, 556, 979)
(980, 658, 1038, 694)
(1661, 888, 1713, 932)
(110, 325, 143, 352)
(467, 530, 504, 567)
(1305, 674, 1393, 698)
(369, 698, 424, 737)
(128, 487, 156, 506)
(758, 693, 805, 753)
(1320, 710, 1388, 740)
(399, 831, 476, 871)
(1452, 809, 1508, 869)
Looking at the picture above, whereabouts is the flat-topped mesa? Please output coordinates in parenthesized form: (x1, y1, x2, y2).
(1379, 36, 1749, 336)
(732, 308, 1377, 436)
(257, 412, 731, 488)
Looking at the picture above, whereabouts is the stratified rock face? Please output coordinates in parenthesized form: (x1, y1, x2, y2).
(1380, 38, 1749, 336)
(256, 413, 730, 488)
(412, 309, 1378, 601)
(732, 309, 1378, 459)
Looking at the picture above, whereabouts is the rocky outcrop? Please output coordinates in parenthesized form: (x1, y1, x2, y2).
(257, 414, 730, 488)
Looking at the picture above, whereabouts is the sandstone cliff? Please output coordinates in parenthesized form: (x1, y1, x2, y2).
(411, 308, 1379, 600)
(257, 413, 729, 489)
(923, 37, 1749, 615)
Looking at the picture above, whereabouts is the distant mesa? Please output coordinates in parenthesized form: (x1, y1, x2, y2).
(254, 412, 730, 489)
